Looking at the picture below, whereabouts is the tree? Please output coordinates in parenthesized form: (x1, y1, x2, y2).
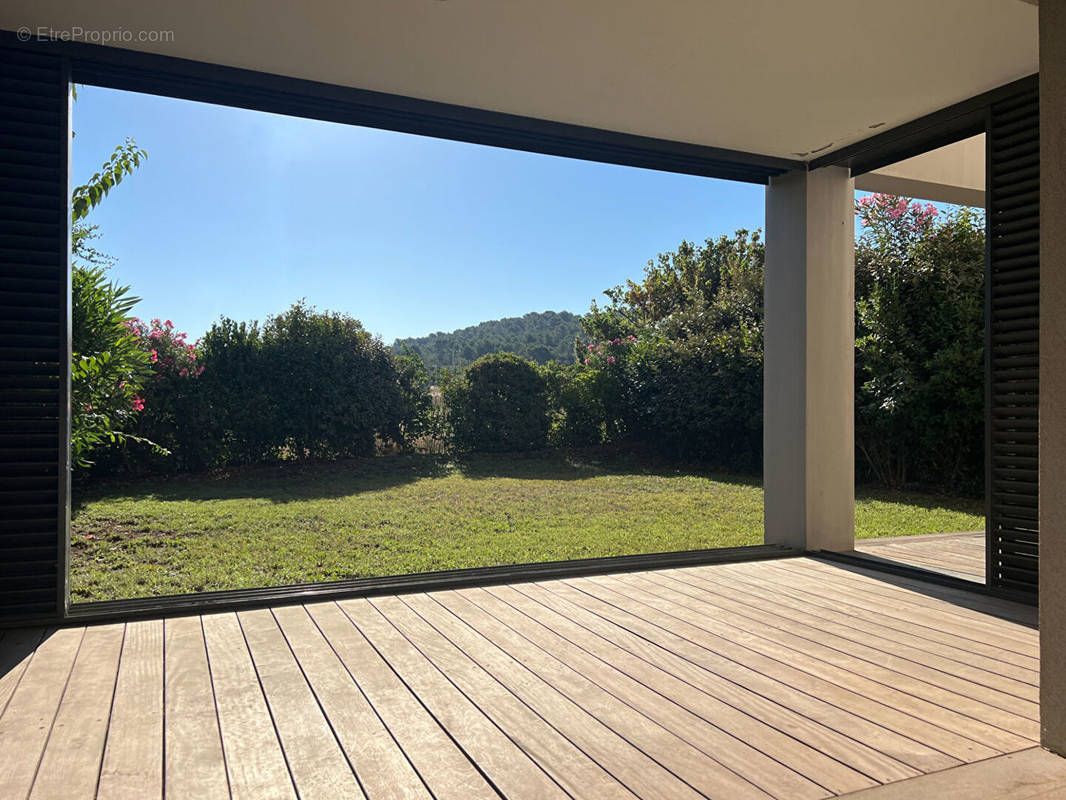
(70, 138, 154, 467)
(577, 230, 766, 466)
(854, 194, 985, 491)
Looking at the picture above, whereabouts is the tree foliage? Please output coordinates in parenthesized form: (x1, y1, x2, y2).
(394, 311, 583, 373)
(70, 137, 155, 467)
(854, 195, 985, 492)
(444, 353, 551, 452)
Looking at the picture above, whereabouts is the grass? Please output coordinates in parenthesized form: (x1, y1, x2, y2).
(70, 449, 984, 602)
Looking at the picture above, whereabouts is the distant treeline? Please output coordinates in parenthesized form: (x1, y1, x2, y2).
(392, 310, 583, 372)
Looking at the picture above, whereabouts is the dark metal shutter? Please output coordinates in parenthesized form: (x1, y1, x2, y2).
(0, 45, 69, 621)
(987, 87, 1040, 595)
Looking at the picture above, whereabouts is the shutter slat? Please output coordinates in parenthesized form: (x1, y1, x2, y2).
(988, 91, 1040, 595)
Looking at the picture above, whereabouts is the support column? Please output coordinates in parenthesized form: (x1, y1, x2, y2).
(1040, 0, 1066, 757)
(764, 166, 855, 552)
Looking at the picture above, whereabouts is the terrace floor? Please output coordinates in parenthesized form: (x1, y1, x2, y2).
(854, 531, 986, 583)
(0, 552, 1048, 799)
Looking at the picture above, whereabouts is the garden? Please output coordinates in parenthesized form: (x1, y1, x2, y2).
(70, 140, 989, 602)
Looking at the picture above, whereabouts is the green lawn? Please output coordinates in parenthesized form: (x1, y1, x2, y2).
(70, 450, 984, 602)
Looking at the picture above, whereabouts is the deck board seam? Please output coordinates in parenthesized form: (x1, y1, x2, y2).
(507, 581, 921, 787)
(0, 628, 47, 723)
(658, 568, 1039, 697)
(555, 578, 991, 764)
(228, 611, 301, 799)
(776, 561, 1035, 630)
(434, 589, 796, 799)
(589, 574, 1035, 749)
(759, 562, 1038, 643)
(465, 585, 851, 796)
(91, 622, 127, 800)
(335, 599, 509, 800)
(644, 571, 1039, 712)
(699, 564, 1039, 679)
(24, 627, 87, 800)
(300, 604, 439, 800)
(385, 592, 614, 800)
(198, 616, 236, 800)
(538, 579, 966, 771)
(265, 607, 370, 799)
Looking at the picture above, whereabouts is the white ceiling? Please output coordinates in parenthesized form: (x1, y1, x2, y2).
(0, 0, 1039, 161)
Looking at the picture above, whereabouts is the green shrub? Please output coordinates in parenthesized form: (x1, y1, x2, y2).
(70, 266, 154, 467)
(854, 195, 985, 492)
(96, 303, 430, 473)
(445, 353, 550, 452)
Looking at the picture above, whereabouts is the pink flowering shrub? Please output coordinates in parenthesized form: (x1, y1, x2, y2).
(126, 318, 204, 381)
(854, 193, 986, 491)
(580, 334, 638, 367)
(105, 317, 207, 473)
(856, 193, 939, 232)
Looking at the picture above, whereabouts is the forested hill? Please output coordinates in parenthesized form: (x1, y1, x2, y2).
(393, 311, 584, 371)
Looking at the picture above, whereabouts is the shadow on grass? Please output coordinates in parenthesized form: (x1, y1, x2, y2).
(854, 485, 984, 517)
(72, 447, 762, 512)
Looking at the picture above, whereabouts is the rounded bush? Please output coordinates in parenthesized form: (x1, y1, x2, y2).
(445, 353, 550, 452)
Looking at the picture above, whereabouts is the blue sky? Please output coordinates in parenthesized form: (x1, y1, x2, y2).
(72, 85, 765, 344)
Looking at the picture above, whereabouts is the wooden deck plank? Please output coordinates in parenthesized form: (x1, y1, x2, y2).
(855, 536, 987, 577)
(29, 623, 125, 800)
(593, 573, 1037, 750)
(237, 609, 364, 800)
(748, 562, 1038, 662)
(202, 612, 296, 800)
(0, 627, 84, 798)
(704, 562, 1038, 685)
(553, 576, 998, 763)
(390, 593, 722, 800)
(540, 577, 968, 771)
(512, 580, 926, 786)
(344, 596, 569, 800)
(339, 596, 636, 800)
(271, 604, 433, 800)
(0, 628, 46, 717)
(779, 561, 1037, 637)
(0, 553, 1041, 800)
(97, 619, 164, 800)
(667, 566, 1038, 700)
(164, 615, 231, 800)
(641, 571, 1040, 719)
(719, 562, 1038, 671)
(462, 585, 876, 796)
(305, 601, 496, 800)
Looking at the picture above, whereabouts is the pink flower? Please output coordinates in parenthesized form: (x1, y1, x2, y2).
(150, 349, 158, 363)
(628, 335, 637, 342)
(148, 329, 163, 339)
(587, 344, 595, 351)
(612, 338, 621, 344)
(196, 365, 205, 376)
(164, 319, 173, 328)
(606, 356, 616, 364)
(130, 395, 145, 412)
(179, 368, 189, 377)
(583, 358, 590, 365)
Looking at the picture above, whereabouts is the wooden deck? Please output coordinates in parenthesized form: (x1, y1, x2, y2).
(854, 532, 986, 583)
(0, 555, 1040, 799)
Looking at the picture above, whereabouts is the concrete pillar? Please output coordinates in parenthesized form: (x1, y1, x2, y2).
(764, 166, 855, 552)
(1040, 0, 1066, 757)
